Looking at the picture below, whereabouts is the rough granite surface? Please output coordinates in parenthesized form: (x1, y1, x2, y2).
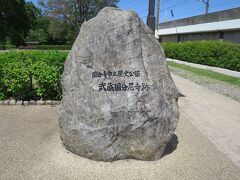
(59, 7, 179, 161)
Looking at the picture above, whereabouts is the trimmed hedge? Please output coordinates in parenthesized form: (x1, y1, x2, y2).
(37, 45, 72, 50)
(162, 41, 240, 72)
(0, 44, 17, 50)
(0, 50, 68, 100)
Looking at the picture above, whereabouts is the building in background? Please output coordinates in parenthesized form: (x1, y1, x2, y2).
(156, 7, 240, 44)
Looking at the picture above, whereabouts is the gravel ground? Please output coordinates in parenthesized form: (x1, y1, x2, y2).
(169, 66, 240, 101)
(0, 106, 240, 180)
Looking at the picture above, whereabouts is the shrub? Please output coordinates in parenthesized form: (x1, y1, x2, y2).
(161, 41, 240, 72)
(37, 45, 72, 50)
(5, 44, 17, 49)
(0, 50, 68, 100)
(0, 52, 32, 99)
(0, 44, 16, 50)
(32, 61, 62, 100)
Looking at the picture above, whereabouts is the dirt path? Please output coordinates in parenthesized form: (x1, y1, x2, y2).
(172, 74, 240, 167)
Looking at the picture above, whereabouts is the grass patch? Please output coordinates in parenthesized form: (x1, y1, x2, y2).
(168, 61, 240, 87)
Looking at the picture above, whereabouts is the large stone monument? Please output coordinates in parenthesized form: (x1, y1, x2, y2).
(59, 7, 180, 161)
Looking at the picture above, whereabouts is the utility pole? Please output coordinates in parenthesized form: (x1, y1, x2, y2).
(206, 0, 209, 14)
(156, 0, 160, 34)
(200, 0, 210, 14)
(147, 0, 156, 32)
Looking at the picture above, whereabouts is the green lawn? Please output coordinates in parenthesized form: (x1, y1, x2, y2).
(168, 61, 240, 87)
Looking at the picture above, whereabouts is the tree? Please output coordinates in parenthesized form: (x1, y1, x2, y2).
(0, 0, 39, 46)
(38, 0, 119, 43)
(26, 28, 48, 44)
(26, 13, 50, 44)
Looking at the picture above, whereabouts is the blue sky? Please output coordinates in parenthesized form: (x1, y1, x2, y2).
(30, 0, 240, 23)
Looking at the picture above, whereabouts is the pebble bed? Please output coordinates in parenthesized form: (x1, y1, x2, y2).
(0, 100, 61, 106)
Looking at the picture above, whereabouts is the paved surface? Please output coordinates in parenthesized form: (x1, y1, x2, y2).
(0, 105, 240, 179)
(167, 58, 240, 77)
(169, 66, 240, 101)
(172, 74, 240, 167)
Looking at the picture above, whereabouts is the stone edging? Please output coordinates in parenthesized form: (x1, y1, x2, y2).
(0, 100, 61, 106)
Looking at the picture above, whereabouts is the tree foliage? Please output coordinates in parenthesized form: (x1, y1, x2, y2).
(0, 0, 119, 46)
(38, 0, 119, 43)
(26, 14, 50, 44)
(0, 0, 39, 46)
